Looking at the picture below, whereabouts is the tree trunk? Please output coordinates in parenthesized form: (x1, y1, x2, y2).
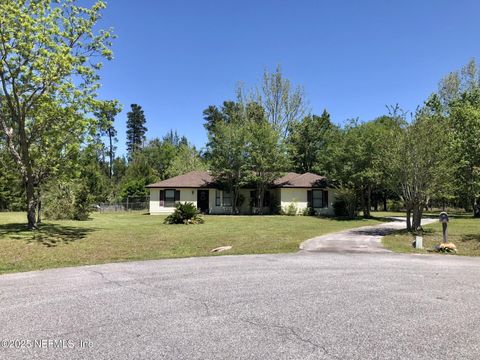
(474, 198, 480, 218)
(417, 206, 424, 230)
(363, 185, 371, 218)
(233, 185, 239, 215)
(406, 207, 412, 231)
(109, 132, 114, 179)
(257, 185, 264, 215)
(412, 203, 423, 231)
(37, 199, 42, 224)
(383, 193, 387, 211)
(26, 177, 37, 230)
(361, 186, 366, 217)
(367, 184, 371, 216)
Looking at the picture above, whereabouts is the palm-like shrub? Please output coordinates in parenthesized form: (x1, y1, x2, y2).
(164, 202, 205, 225)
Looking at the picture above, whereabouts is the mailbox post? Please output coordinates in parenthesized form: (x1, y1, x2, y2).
(439, 212, 449, 243)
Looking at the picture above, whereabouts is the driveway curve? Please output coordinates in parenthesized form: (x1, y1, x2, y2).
(300, 217, 437, 253)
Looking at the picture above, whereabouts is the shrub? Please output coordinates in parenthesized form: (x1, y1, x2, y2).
(302, 206, 316, 216)
(43, 183, 75, 220)
(72, 184, 91, 220)
(164, 202, 204, 225)
(282, 202, 298, 216)
(43, 181, 92, 220)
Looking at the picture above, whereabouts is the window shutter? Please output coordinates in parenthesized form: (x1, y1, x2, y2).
(175, 190, 180, 202)
(159, 190, 165, 207)
(307, 190, 312, 208)
(322, 190, 328, 208)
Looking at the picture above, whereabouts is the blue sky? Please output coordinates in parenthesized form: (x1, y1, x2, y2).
(95, 0, 480, 156)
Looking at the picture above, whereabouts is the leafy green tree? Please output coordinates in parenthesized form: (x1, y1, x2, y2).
(78, 145, 112, 203)
(112, 156, 128, 185)
(256, 66, 306, 137)
(119, 151, 156, 201)
(0, 0, 114, 229)
(142, 138, 177, 180)
(206, 104, 250, 213)
(448, 89, 480, 213)
(203, 101, 242, 153)
(246, 116, 288, 214)
(287, 110, 336, 173)
(126, 104, 147, 159)
(166, 143, 207, 178)
(119, 179, 149, 201)
(435, 60, 480, 214)
(0, 147, 25, 210)
(330, 116, 403, 218)
(438, 59, 479, 107)
(391, 106, 454, 230)
(206, 96, 288, 214)
(203, 105, 226, 135)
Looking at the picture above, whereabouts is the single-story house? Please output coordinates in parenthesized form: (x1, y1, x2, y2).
(146, 171, 336, 215)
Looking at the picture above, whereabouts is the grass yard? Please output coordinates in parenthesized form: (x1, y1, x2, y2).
(0, 212, 384, 274)
(383, 215, 480, 256)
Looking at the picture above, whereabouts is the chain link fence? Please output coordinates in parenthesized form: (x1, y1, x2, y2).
(95, 197, 149, 213)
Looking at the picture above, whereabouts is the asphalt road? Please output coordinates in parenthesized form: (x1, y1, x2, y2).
(0, 252, 479, 360)
(300, 218, 437, 253)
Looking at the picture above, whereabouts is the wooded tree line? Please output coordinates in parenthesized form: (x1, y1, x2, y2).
(1, 1, 480, 231)
(204, 60, 480, 229)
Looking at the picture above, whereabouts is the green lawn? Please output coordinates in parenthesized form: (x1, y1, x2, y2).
(383, 216, 480, 256)
(0, 212, 383, 274)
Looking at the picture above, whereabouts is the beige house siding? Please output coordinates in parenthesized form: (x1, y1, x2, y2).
(280, 188, 335, 215)
(149, 188, 198, 215)
(149, 187, 335, 215)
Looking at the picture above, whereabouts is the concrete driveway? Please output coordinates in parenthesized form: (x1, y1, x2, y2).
(0, 251, 479, 360)
(300, 217, 437, 253)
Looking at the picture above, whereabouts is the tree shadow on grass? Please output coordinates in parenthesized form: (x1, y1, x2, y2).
(0, 222, 94, 247)
(460, 234, 480, 243)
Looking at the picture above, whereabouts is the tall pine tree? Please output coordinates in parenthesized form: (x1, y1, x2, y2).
(94, 101, 121, 178)
(126, 104, 147, 159)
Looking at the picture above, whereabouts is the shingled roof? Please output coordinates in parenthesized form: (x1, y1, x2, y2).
(273, 172, 328, 188)
(146, 171, 328, 188)
(146, 171, 214, 188)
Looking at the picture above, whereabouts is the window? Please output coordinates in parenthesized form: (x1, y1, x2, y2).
(215, 190, 221, 206)
(223, 191, 232, 207)
(312, 190, 323, 208)
(164, 189, 176, 207)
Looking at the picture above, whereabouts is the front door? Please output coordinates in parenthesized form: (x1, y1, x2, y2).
(197, 190, 209, 214)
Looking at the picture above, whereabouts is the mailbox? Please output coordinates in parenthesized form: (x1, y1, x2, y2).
(439, 212, 449, 224)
